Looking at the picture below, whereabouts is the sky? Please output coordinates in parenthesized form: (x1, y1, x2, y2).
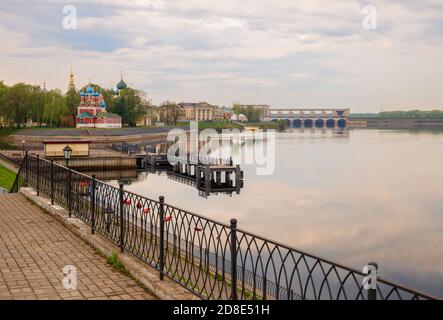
(0, 0, 442, 112)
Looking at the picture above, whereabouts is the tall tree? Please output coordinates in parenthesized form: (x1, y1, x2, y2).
(110, 88, 148, 126)
(66, 88, 80, 125)
(28, 85, 46, 126)
(3, 83, 31, 128)
(157, 101, 181, 125)
(0, 81, 8, 128)
(43, 89, 68, 127)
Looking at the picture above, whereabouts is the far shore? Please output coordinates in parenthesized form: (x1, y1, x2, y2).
(3, 118, 443, 151)
(349, 118, 443, 129)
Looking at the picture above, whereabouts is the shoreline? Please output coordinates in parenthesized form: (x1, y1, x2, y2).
(3, 121, 443, 151)
(349, 118, 443, 129)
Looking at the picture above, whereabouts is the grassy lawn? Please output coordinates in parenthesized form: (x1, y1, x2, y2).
(0, 127, 19, 136)
(0, 164, 16, 191)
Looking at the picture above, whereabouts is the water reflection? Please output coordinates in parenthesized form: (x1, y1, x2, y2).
(102, 128, 442, 297)
(80, 169, 137, 181)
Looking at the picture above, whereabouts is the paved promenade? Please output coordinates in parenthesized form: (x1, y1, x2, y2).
(0, 194, 157, 300)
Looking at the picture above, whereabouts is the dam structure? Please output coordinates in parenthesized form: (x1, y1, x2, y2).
(265, 108, 350, 128)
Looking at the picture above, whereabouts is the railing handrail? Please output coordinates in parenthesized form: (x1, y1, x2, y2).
(10, 163, 24, 193)
(12, 153, 438, 300)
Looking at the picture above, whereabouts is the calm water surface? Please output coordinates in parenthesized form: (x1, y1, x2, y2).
(110, 129, 443, 297)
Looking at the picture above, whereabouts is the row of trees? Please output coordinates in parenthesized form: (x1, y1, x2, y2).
(0, 82, 68, 128)
(351, 110, 443, 119)
(0, 81, 152, 128)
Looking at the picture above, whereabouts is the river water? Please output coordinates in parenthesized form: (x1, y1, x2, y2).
(109, 128, 443, 297)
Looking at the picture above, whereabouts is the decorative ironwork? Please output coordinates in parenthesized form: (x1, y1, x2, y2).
(10, 154, 438, 300)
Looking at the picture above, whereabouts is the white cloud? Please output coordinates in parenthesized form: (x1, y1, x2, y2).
(0, 0, 442, 110)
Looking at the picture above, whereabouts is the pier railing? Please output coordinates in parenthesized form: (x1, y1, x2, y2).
(11, 153, 438, 300)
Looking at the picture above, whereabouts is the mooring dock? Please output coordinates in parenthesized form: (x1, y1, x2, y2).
(138, 153, 244, 196)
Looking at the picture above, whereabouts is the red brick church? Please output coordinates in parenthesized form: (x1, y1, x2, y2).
(75, 85, 122, 128)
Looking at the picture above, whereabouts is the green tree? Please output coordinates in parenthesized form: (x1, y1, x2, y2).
(232, 103, 241, 115)
(66, 88, 80, 125)
(0, 81, 8, 128)
(100, 89, 115, 111)
(157, 101, 180, 125)
(231, 104, 261, 122)
(244, 106, 261, 122)
(110, 88, 148, 126)
(3, 83, 31, 128)
(43, 89, 68, 127)
(276, 119, 289, 131)
(28, 85, 46, 126)
(78, 83, 104, 93)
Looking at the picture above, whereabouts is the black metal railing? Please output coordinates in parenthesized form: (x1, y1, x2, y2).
(10, 153, 438, 300)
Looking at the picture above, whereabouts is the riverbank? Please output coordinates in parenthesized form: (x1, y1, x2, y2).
(2, 122, 286, 150)
(6, 126, 180, 150)
(349, 118, 443, 129)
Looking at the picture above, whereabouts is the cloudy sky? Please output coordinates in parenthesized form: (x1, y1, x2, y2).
(0, 0, 442, 111)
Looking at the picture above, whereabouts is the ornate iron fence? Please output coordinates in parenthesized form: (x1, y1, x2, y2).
(10, 153, 438, 300)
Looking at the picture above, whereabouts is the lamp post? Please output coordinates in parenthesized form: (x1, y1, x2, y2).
(22, 140, 25, 157)
(63, 145, 72, 167)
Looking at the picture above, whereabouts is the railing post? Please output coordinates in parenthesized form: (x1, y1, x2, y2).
(367, 261, 378, 300)
(25, 151, 28, 187)
(68, 169, 72, 217)
(159, 196, 165, 281)
(36, 155, 40, 196)
(230, 218, 238, 300)
(119, 184, 124, 253)
(91, 175, 96, 235)
(50, 160, 54, 205)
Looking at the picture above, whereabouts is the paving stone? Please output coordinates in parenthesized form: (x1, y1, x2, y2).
(0, 194, 157, 300)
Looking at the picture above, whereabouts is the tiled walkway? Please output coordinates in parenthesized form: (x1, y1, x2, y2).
(0, 194, 157, 300)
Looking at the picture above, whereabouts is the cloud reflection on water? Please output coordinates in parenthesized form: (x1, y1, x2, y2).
(118, 129, 443, 296)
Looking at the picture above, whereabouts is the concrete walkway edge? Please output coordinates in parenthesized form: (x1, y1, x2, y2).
(19, 187, 199, 300)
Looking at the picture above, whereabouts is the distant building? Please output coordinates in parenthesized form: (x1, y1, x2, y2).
(68, 67, 75, 91)
(136, 109, 155, 127)
(43, 140, 91, 158)
(178, 102, 216, 121)
(156, 102, 183, 124)
(213, 106, 226, 121)
(76, 85, 122, 128)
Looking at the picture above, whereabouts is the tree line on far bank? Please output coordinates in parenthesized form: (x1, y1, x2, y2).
(351, 110, 443, 119)
(0, 81, 152, 128)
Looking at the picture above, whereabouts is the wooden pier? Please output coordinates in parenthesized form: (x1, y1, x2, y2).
(135, 153, 172, 171)
(139, 153, 244, 196)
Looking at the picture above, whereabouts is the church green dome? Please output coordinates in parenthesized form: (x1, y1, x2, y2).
(116, 78, 127, 90)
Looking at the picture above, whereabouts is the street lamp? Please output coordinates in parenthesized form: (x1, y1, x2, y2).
(22, 140, 25, 157)
(63, 145, 72, 167)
